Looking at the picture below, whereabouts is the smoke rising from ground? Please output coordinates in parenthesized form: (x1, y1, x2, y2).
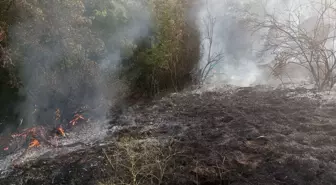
(3, 0, 335, 131)
(197, 0, 336, 86)
(197, 0, 262, 86)
(8, 0, 151, 130)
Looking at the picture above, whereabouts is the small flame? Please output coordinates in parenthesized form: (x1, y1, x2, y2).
(69, 114, 85, 126)
(29, 139, 40, 148)
(57, 127, 65, 137)
(3, 110, 88, 151)
(11, 127, 37, 138)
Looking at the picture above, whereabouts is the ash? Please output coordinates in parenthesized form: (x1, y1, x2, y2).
(0, 120, 110, 177)
(1, 84, 336, 185)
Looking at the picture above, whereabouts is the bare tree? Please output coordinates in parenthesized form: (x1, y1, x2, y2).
(198, 0, 225, 84)
(251, 0, 336, 90)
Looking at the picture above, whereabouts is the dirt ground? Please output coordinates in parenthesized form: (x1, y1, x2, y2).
(1, 85, 336, 185)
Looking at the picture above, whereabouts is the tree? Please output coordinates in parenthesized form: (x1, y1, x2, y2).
(121, 0, 200, 97)
(250, 0, 336, 90)
(197, 0, 225, 85)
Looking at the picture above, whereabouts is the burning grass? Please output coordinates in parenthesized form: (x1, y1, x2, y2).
(1, 85, 336, 185)
(28, 139, 40, 148)
(0, 111, 94, 173)
(1, 112, 87, 151)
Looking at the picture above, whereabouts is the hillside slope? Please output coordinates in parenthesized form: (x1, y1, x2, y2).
(1, 86, 336, 185)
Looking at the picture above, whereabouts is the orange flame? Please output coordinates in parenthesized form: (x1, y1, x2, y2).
(11, 127, 37, 138)
(57, 127, 65, 137)
(29, 139, 40, 148)
(69, 114, 85, 126)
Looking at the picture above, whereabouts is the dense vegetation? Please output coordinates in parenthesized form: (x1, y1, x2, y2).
(0, 0, 200, 128)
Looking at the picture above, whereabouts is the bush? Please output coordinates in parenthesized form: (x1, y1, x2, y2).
(0, 0, 201, 128)
(121, 0, 200, 97)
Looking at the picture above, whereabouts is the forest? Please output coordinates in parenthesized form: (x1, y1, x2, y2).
(1, 1, 336, 185)
(0, 0, 201, 131)
(2, 0, 336, 129)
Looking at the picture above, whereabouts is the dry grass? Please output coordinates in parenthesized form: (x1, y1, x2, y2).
(2, 86, 336, 185)
(97, 137, 181, 185)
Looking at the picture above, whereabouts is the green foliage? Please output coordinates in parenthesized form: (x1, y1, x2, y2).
(121, 0, 200, 97)
(87, 0, 132, 53)
(0, 0, 201, 128)
(0, 0, 20, 127)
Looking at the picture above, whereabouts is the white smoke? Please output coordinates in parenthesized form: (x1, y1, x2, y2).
(197, 0, 336, 86)
(197, 0, 262, 86)
(8, 0, 151, 129)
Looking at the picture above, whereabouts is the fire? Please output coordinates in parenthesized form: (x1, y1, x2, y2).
(11, 127, 38, 138)
(57, 127, 65, 137)
(28, 139, 40, 148)
(69, 114, 85, 126)
(2, 110, 88, 153)
(10, 127, 43, 148)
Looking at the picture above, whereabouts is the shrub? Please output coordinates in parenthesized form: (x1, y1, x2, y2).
(121, 0, 200, 97)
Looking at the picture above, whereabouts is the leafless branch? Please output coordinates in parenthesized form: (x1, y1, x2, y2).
(198, 0, 225, 84)
(250, 0, 336, 90)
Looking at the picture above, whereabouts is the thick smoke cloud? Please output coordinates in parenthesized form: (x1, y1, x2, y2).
(8, 0, 151, 129)
(197, 0, 262, 86)
(197, 0, 336, 86)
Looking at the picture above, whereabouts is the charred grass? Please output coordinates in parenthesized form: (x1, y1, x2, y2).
(1, 86, 336, 185)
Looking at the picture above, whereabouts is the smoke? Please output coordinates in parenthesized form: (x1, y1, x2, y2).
(197, 0, 335, 86)
(7, 0, 151, 129)
(196, 0, 261, 86)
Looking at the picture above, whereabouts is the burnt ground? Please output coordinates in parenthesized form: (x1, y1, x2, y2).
(1, 85, 336, 185)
